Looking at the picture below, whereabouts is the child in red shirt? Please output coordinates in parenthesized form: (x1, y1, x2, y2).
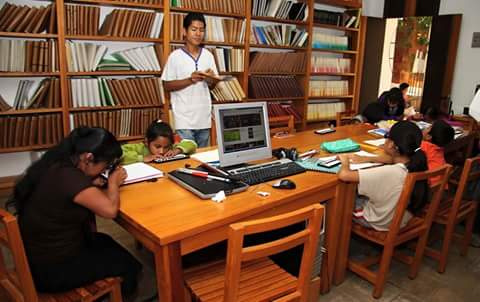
(421, 120, 455, 185)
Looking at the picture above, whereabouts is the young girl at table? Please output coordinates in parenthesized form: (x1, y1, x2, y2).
(8, 127, 142, 296)
(338, 121, 429, 230)
(121, 119, 197, 164)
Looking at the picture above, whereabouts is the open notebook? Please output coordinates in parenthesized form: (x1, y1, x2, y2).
(296, 151, 382, 173)
(123, 163, 163, 185)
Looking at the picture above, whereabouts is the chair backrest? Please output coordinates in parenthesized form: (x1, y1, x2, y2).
(335, 111, 358, 127)
(224, 204, 324, 302)
(384, 165, 452, 242)
(270, 115, 295, 136)
(450, 156, 480, 216)
(0, 209, 38, 302)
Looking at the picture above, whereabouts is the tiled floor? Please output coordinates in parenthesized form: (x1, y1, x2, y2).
(2, 208, 480, 301)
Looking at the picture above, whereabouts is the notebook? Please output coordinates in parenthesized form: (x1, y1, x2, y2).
(296, 151, 382, 174)
(123, 163, 164, 185)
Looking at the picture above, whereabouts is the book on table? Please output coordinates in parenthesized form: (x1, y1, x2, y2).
(122, 163, 164, 185)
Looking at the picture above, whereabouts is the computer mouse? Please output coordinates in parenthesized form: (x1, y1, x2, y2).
(272, 179, 296, 190)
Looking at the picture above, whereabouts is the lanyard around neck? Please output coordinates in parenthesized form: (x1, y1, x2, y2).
(181, 47, 203, 71)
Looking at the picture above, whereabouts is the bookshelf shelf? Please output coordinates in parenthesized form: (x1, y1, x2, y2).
(170, 7, 244, 19)
(0, 32, 58, 39)
(117, 135, 143, 142)
(0, 144, 58, 154)
(311, 48, 358, 55)
(0, 72, 60, 77)
(69, 104, 162, 112)
(219, 71, 244, 75)
(65, 35, 163, 43)
(69, 0, 162, 10)
(249, 71, 306, 75)
(307, 117, 336, 123)
(308, 95, 354, 99)
(251, 16, 308, 26)
(170, 40, 245, 48)
(247, 97, 305, 102)
(315, 0, 362, 9)
(66, 71, 162, 76)
(313, 22, 359, 32)
(0, 108, 63, 116)
(250, 44, 307, 50)
(310, 72, 355, 76)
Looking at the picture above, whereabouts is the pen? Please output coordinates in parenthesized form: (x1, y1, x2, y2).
(178, 168, 232, 183)
(200, 162, 230, 176)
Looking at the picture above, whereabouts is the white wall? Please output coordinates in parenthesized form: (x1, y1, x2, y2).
(362, 0, 384, 18)
(439, 0, 480, 114)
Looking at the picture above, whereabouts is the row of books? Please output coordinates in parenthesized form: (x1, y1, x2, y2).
(0, 40, 58, 72)
(311, 56, 351, 73)
(313, 9, 361, 29)
(267, 102, 302, 122)
(8, 78, 61, 110)
(100, 9, 163, 38)
(69, 77, 164, 108)
(171, 0, 245, 15)
(207, 47, 244, 73)
(312, 32, 349, 50)
(0, 114, 63, 148)
(309, 80, 349, 97)
(70, 108, 162, 138)
(65, 42, 162, 72)
(170, 14, 245, 44)
(249, 52, 306, 73)
(65, 4, 100, 36)
(250, 24, 308, 47)
(307, 101, 346, 121)
(0, 2, 56, 34)
(109, 0, 162, 3)
(252, 0, 307, 21)
(249, 76, 303, 99)
(211, 78, 245, 102)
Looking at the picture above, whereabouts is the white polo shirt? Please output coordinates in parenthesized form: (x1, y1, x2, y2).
(161, 48, 218, 130)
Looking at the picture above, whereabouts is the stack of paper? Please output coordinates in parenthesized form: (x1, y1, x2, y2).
(123, 163, 163, 185)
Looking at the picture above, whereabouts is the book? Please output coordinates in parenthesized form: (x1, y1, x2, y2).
(120, 162, 164, 185)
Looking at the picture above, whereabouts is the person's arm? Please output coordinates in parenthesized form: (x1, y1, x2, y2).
(337, 154, 359, 182)
(121, 143, 146, 164)
(350, 152, 393, 164)
(174, 139, 198, 155)
(163, 72, 206, 92)
(73, 166, 127, 219)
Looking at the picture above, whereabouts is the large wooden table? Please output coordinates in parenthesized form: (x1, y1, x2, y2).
(116, 124, 376, 302)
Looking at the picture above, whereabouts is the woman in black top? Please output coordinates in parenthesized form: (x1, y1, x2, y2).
(8, 127, 141, 296)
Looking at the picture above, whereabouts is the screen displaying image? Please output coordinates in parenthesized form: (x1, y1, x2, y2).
(219, 107, 267, 153)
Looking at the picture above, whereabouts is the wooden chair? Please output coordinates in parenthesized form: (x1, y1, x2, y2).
(0, 209, 122, 302)
(269, 115, 295, 137)
(184, 204, 324, 302)
(348, 165, 452, 299)
(335, 111, 358, 127)
(425, 157, 480, 273)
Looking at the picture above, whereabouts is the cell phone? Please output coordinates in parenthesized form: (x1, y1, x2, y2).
(315, 128, 336, 135)
(317, 159, 341, 168)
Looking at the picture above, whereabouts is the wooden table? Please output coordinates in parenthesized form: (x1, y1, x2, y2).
(116, 124, 374, 302)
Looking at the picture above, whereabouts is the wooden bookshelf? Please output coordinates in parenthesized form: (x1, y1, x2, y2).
(0, 0, 366, 153)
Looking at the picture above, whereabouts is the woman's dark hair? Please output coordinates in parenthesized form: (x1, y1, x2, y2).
(362, 102, 385, 123)
(7, 127, 121, 215)
(429, 120, 455, 147)
(145, 120, 174, 144)
(399, 82, 409, 92)
(385, 87, 404, 105)
(388, 121, 429, 214)
(183, 12, 206, 30)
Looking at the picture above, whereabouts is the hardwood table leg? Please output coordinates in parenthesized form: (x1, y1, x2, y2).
(154, 242, 185, 302)
(333, 182, 356, 285)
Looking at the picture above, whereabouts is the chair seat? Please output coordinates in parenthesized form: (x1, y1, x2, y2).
(351, 217, 425, 245)
(38, 277, 121, 302)
(434, 200, 477, 224)
(184, 257, 297, 302)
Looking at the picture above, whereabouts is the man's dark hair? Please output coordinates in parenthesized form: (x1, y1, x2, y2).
(183, 12, 206, 30)
(362, 102, 385, 124)
(429, 120, 455, 147)
(399, 82, 409, 92)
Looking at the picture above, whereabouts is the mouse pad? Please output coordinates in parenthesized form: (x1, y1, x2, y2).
(168, 169, 249, 199)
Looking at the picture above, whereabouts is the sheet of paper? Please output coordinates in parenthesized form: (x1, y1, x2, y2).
(364, 138, 386, 147)
(191, 149, 220, 163)
(470, 89, 480, 121)
(123, 163, 163, 185)
(350, 151, 382, 170)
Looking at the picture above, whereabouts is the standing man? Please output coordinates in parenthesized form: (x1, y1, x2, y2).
(161, 12, 219, 147)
